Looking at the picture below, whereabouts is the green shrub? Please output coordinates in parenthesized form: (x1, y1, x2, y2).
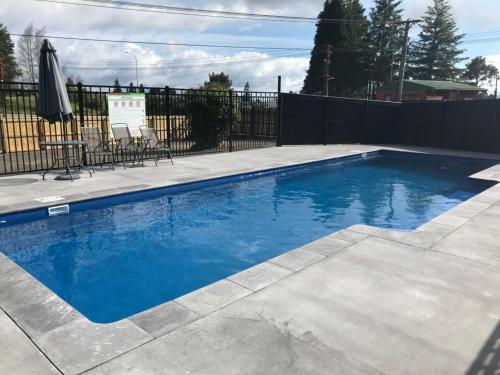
(188, 90, 231, 151)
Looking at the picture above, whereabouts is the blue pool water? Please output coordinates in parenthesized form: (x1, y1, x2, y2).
(0, 151, 495, 323)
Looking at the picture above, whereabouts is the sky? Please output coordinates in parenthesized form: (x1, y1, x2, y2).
(1, 0, 500, 92)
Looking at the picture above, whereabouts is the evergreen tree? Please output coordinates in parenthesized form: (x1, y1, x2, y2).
(366, 0, 404, 83)
(0, 24, 20, 81)
(138, 83, 145, 93)
(112, 78, 122, 93)
(408, 0, 465, 80)
(203, 72, 232, 90)
(461, 56, 498, 86)
(302, 0, 369, 97)
(243, 81, 251, 102)
(128, 82, 136, 93)
(65, 76, 78, 92)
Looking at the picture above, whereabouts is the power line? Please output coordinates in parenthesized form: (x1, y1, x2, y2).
(34, 0, 370, 24)
(461, 37, 500, 44)
(10, 33, 312, 51)
(63, 50, 302, 67)
(35, 0, 317, 23)
(63, 52, 308, 71)
(463, 30, 500, 37)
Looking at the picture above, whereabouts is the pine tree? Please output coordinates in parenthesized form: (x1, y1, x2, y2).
(408, 0, 465, 80)
(0, 24, 20, 81)
(462, 56, 498, 86)
(128, 82, 136, 93)
(112, 78, 122, 93)
(243, 81, 251, 103)
(203, 72, 232, 90)
(366, 0, 404, 83)
(302, 0, 369, 97)
(303, 0, 344, 95)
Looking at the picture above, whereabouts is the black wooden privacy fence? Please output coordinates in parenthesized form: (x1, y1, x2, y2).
(0, 82, 279, 175)
(280, 93, 500, 154)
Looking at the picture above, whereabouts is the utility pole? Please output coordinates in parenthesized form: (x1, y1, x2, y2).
(395, 19, 421, 102)
(324, 44, 332, 96)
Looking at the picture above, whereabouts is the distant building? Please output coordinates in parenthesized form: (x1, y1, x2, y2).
(375, 80, 488, 102)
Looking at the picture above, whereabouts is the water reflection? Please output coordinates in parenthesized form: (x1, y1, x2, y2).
(0, 152, 495, 322)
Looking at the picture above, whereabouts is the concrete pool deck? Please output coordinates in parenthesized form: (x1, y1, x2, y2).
(1, 144, 500, 374)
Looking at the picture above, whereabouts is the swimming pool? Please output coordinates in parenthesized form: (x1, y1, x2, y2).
(0, 151, 495, 323)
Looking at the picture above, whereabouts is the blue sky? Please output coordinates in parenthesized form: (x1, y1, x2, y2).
(2, 0, 500, 91)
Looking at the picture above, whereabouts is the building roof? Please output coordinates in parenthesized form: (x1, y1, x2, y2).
(377, 80, 488, 92)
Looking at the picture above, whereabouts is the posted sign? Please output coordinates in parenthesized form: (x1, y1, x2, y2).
(107, 93, 146, 137)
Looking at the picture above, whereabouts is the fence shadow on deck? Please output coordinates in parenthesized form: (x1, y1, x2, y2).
(466, 321, 500, 375)
(0, 177, 39, 186)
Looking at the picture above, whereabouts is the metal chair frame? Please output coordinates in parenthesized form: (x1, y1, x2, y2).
(139, 126, 174, 166)
(81, 127, 115, 172)
(111, 123, 145, 168)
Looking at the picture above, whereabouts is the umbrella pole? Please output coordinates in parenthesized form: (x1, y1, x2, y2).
(55, 119, 79, 181)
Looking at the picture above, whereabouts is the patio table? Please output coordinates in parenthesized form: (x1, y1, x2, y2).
(40, 140, 93, 181)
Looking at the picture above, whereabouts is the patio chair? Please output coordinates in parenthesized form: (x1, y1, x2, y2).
(111, 123, 145, 169)
(81, 127, 115, 172)
(140, 126, 174, 166)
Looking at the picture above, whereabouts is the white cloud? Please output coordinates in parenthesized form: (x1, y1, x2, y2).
(3, 0, 499, 91)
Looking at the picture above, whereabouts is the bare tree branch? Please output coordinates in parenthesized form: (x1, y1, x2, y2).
(17, 23, 46, 83)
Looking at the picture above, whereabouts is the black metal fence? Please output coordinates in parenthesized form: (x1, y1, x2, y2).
(0, 82, 278, 175)
(280, 93, 500, 154)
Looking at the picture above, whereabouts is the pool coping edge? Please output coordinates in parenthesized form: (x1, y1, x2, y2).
(1, 148, 500, 374)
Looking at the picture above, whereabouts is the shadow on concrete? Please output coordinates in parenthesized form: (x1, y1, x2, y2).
(466, 321, 500, 375)
(0, 178, 39, 187)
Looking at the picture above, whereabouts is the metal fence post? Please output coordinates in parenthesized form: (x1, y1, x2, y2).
(77, 82, 87, 165)
(165, 86, 171, 148)
(440, 101, 447, 148)
(229, 89, 234, 152)
(322, 97, 328, 145)
(362, 99, 369, 144)
(276, 75, 282, 146)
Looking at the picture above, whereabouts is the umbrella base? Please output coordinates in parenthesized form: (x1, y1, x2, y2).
(55, 173, 81, 181)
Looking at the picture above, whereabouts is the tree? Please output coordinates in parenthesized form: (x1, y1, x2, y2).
(203, 72, 232, 90)
(112, 78, 122, 93)
(302, 0, 369, 97)
(0, 24, 20, 81)
(366, 0, 404, 83)
(65, 76, 77, 92)
(408, 0, 465, 80)
(188, 72, 234, 151)
(128, 82, 136, 93)
(138, 83, 145, 93)
(462, 56, 498, 86)
(242, 81, 251, 102)
(17, 23, 46, 83)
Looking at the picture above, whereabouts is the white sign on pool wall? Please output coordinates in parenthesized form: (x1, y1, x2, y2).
(107, 93, 146, 137)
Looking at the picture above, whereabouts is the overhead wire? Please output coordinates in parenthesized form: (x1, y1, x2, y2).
(63, 52, 308, 71)
(10, 32, 312, 51)
(34, 0, 369, 24)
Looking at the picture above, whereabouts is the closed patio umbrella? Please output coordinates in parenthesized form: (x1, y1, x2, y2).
(36, 39, 90, 180)
(36, 39, 73, 123)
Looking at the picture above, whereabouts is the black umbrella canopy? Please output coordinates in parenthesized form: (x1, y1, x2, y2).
(36, 39, 73, 124)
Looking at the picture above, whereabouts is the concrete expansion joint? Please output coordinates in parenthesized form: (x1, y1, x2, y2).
(0, 305, 64, 375)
